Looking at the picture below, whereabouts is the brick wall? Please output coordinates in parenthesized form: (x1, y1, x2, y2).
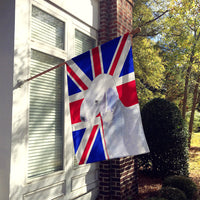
(99, 0, 134, 44)
(98, 0, 139, 199)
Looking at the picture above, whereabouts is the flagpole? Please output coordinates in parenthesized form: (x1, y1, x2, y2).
(15, 61, 66, 88)
(15, 28, 141, 89)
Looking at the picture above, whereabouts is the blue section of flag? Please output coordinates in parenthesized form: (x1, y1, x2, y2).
(72, 51, 93, 81)
(72, 128, 86, 153)
(119, 47, 134, 77)
(67, 75, 81, 96)
(87, 129, 106, 163)
(101, 36, 121, 73)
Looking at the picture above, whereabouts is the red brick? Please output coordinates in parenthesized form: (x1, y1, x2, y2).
(98, 1, 137, 199)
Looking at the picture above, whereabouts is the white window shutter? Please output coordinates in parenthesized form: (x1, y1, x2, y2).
(28, 50, 64, 178)
(32, 6, 64, 50)
(75, 29, 96, 56)
(28, 6, 65, 178)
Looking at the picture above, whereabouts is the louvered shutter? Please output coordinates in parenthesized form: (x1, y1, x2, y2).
(75, 29, 96, 56)
(28, 50, 64, 178)
(28, 6, 65, 178)
(32, 6, 64, 50)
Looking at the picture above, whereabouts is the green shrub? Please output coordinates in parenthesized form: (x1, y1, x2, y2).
(163, 175, 198, 200)
(140, 98, 189, 177)
(159, 186, 187, 200)
(146, 197, 167, 200)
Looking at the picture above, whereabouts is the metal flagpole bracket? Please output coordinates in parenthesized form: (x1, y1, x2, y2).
(131, 27, 141, 38)
(13, 79, 26, 89)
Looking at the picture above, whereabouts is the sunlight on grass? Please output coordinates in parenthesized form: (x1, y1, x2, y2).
(191, 133, 200, 147)
(189, 133, 200, 185)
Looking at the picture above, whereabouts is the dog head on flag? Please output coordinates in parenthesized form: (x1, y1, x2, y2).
(80, 74, 123, 126)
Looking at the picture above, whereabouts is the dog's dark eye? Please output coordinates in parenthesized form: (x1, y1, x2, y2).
(95, 100, 98, 104)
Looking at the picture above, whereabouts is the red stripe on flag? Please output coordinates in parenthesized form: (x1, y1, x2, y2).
(69, 99, 84, 124)
(116, 80, 139, 107)
(67, 64, 88, 90)
(79, 125, 99, 164)
(99, 113, 109, 159)
(92, 47, 102, 77)
(109, 33, 129, 76)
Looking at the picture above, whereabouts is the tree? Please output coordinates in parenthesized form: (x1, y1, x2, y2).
(188, 73, 200, 145)
(164, 0, 200, 114)
(156, 0, 200, 146)
(132, 0, 166, 107)
(132, 0, 200, 146)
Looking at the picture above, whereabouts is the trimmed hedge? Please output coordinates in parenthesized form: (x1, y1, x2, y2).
(159, 186, 187, 200)
(163, 175, 198, 200)
(146, 197, 167, 200)
(140, 98, 189, 177)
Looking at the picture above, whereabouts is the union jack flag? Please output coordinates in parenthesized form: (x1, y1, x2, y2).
(66, 33, 149, 165)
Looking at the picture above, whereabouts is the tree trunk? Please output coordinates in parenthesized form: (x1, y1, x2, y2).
(182, 65, 192, 119)
(182, 32, 199, 119)
(188, 74, 200, 147)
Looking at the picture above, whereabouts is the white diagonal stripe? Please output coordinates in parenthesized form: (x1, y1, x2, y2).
(66, 59, 92, 88)
(112, 36, 132, 80)
(115, 72, 135, 86)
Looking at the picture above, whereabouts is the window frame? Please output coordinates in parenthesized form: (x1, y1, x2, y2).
(25, 0, 99, 184)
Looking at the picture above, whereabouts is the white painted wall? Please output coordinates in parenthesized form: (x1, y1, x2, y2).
(0, 0, 15, 199)
(48, 0, 99, 30)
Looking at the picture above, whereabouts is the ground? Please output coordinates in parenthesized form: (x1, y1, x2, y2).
(189, 133, 200, 191)
(136, 133, 200, 200)
(137, 172, 162, 200)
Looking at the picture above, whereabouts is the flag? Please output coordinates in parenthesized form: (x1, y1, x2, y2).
(66, 33, 149, 165)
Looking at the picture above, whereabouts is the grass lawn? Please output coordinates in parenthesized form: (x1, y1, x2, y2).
(189, 132, 200, 191)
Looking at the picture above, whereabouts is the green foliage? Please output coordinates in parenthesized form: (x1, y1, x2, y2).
(186, 111, 200, 132)
(140, 98, 189, 177)
(132, 0, 200, 144)
(132, 0, 166, 107)
(159, 187, 187, 200)
(161, 0, 200, 119)
(163, 176, 198, 200)
(133, 38, 165, 107)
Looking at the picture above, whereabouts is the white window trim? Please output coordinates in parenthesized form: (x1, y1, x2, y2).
(12, 0, 99, 199)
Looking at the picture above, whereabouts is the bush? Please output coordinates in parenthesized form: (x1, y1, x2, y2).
(163, 175, 198, 200)
(159, 187, 187, 200)
(146, 197, 167, 200)
(140, 98, 189, 177)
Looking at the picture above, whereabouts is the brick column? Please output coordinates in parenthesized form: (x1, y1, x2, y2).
(99, 0, 134, 44)
(98, 0, 139, 199)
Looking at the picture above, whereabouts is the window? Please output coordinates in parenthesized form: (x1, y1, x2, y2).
(28, 5, 97, 178)
(75, 29, 96, 56)
(28, 6, 65, 178)
(31, 6, 64, 50)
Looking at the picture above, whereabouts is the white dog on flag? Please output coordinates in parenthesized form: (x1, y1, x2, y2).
(80, 74, 149, 159)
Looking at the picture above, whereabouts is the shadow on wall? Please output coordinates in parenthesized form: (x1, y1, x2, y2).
(11, 48, 65, 199)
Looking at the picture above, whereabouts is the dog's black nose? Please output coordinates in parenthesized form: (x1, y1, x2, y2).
(80, 116, 86, 122)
